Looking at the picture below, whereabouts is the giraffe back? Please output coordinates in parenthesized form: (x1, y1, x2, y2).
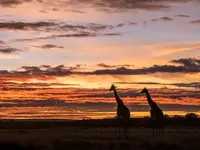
(117, 104, 130, 121)
(150, 107, 164, 121)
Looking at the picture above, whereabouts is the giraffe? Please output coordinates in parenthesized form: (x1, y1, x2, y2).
(141, 87, 164, 135)
(109, 84, 130, 138)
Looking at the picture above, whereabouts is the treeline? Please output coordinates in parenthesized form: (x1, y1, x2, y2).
(71, 113, 200, 128)
(0, 113, 199, 129)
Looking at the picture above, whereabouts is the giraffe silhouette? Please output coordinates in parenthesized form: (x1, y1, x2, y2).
(109, 84, 130, 138)
(141, 87, 164, 135)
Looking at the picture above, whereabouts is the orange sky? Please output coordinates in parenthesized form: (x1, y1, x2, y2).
(0, 0, 199, 119)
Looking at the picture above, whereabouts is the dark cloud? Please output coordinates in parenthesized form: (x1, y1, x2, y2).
(115, 82, 163, 85)
(115, 81, 200, 89)
(92, 65, 181, 75)
(115, 22, 138, 28)
(0, 47, 20, 54)
(0, 99, 67, 107)
(60, 23, 114, 32)
(0, 21, 115, 35)
(128, 22, 138, 25)
(131, 104, 200, 112)
(14, 32, 121, 41)
(66, 0, 171, 11)
(1, 0, 200, 13)
(152, 17, 173, 22)
(97, 63, 134, 68)
(17, 65, 72, 76)
(70, 9, 86, 13)
(33, 44, 64, 49)
(0, 40, 5, 44)
(171, 58, 200, 68)
(0, 99, 199, 112)
(171, 82, 200, 89)
(116, 23, 125, 27)
(190, 20, 200, 24)
(0, 82, 79, 90)
(92, 58, 200, 75)
(97, 63, 116, 68)
(103, 33, 121, 36)
(0, 58, 199, 78)
(0, 0, 22, 7)
(39, 10, 48, 13)
(0, 21, 56, 31)
(52, 7, 59, 11)
(176, 14, 190, 18)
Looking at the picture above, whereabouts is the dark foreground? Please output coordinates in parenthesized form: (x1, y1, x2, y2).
(0, 119, 199, 150)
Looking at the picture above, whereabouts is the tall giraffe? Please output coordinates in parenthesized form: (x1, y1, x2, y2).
(109, 84, 130, 138)
(141, 87, 164, 135)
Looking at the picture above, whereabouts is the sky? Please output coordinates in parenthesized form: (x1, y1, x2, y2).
(0, 0, 199, 119)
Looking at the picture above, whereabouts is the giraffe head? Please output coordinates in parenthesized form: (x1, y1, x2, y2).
(109, 84, 117, 91)
(141, 87, 147, 94)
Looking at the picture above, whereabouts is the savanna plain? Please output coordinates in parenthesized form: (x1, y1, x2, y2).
(0, 118, 199, 150)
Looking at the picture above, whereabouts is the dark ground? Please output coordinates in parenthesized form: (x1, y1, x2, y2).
(0, 118, 199, 150)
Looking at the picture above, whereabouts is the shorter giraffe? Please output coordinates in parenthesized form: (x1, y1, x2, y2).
(141, 87, 164, 135)
(109, 84, 130, 138)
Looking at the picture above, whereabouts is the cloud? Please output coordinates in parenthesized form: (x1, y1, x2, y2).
(0, 47, 20, 54)
(176, 14, 190, 18)
(190, 20, 200, 24)
(70, 9, 86, 13)
(152, 17, 173, 22)
(92, 65, 185, 75)
(52, 7, 59, 11)
(1, 0, 200, 13)
(0, 0, 22, 7)
(19, 65, 72, 76)
(115, 81, 200, 89)
(14, 32, 121, 41)
(92, 58, 200, 75)
(128, 22, 138, 25)
(60, 23, 114, 32)
(116, 23, 125, 27)
(97, 63, 116, 68)
(65, 0, 171, 12)
(2, 21, 125, 42)
(39, 10, 48, 13)
(172, 82, 200, 89)
(0, 81, 80, 90)
(0, 21, 115, 35)
(33, 44, 64, 49)
(97, 63, 134, 68)
(0, 21, 56, 31)
(0, 99, 199, 112)
(115, 22, 138, 27)
(0, 40, 5, 44)
(0, 58, 199, 80)
(171, 58, 200, 68)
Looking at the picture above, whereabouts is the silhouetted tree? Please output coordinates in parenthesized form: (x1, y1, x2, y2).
(185, 113, 198, 119)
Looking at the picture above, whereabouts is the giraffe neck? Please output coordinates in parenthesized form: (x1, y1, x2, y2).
(145, 90, 154, 108)
(113, 88, 123, 105)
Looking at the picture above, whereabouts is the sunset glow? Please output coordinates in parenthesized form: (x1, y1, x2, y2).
(0, 0, 199, 119)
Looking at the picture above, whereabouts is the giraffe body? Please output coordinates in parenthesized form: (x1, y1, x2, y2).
(141, 87, 164, 135)
(110, 84, 130, 138)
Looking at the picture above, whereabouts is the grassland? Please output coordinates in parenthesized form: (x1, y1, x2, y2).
(0, 119, 199, 150)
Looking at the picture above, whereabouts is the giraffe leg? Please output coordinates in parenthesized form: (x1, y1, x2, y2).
(153, 127, 155, 136)
(123, 126, 126, 139)
(162, 127, 164, 136)
(156, 127, 158, 135)
(126, 125, 129, 139)
(118, 121, 122, 139)
(118, 126, 121, 138)
(157, 127, 159, 135)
